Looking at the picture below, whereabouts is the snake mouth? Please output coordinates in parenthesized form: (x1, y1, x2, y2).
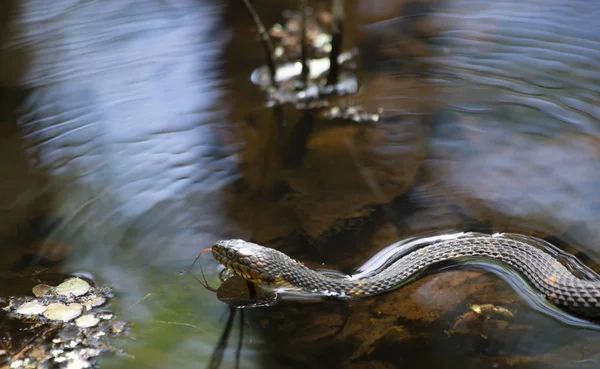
(211, 246, 228, 265)
(211, 243, 266, 284)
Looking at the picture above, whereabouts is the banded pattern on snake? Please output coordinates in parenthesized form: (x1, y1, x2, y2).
(211, 235, 600, 318)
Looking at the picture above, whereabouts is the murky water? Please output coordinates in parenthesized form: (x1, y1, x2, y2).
(3, 0, 600, 368)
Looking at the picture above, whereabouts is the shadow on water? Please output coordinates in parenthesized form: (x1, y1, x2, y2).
(3, 0, 600, 369)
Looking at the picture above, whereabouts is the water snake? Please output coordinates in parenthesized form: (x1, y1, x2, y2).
(212, 235, 600, 318)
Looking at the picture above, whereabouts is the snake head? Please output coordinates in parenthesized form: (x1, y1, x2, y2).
(212, 239, 278, 285)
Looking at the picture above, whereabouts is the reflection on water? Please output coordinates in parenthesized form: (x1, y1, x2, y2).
(2, 0, 600, 368)
(0, 0, 251, 367)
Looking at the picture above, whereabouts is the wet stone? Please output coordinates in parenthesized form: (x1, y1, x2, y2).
(15, 301, 48, 315)
(55, 278, 90, 297)
(43, 303, 83, 322)
(75, 314, 100, 328)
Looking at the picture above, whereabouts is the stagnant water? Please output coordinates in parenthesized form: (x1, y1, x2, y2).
(3, 0, 600, 368)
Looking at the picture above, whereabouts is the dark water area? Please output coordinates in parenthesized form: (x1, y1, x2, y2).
(2, 0, 600, 368)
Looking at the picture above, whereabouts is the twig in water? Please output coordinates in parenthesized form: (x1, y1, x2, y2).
(151, 320, 206, 332)
(128, 293, 153, 310)
(300, 0, 309, 88)
(326, 0, 345, 87)
(242, 0, 279, 89)
(241, 0, 286, 192)
(10, 326, 57, 362)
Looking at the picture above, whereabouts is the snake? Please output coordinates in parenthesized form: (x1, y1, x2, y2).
(211, 235, 600, 318)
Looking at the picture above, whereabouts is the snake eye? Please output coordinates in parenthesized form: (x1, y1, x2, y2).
(227, 249, 235, 259)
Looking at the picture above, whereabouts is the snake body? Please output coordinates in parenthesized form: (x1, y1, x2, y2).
(212, 236, 600, 318)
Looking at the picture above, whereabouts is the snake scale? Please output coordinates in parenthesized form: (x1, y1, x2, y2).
(212, 235, 600, 318)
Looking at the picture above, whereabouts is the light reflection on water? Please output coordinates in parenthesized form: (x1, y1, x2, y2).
(3, 0, 600, 368)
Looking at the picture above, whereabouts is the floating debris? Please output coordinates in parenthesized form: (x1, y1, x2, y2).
(15, 301, 48, 315)
(251, 49, 356, 88)
(55, 278, 90, 297)
(43, 303, 83, 322)
(249, 9, 374, 120)
(32, 284, 54, 297)
(2, 275, 126, 369)
(75, 314, 100, 328)
(82, 296, 105, 311)
(470, 304, 515, 320)
(246, 3, 359, 108)
(250, 48, 359, 108)
(97, 313, 114, 320)
(110, 321, 127, 335)
(320, 106, 383, 124)
(448, 303, 520, 336)
(269, 8, 334, 60)
(64, 357, 90, 369)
